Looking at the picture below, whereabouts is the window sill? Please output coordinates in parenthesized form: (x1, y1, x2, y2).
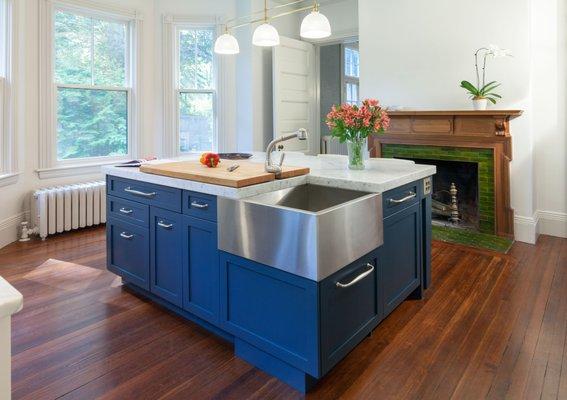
(36, 160, 125, 179)
(0, 173, 20, 187)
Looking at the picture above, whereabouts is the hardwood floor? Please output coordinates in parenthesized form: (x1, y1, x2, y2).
(1, 227, 566, 399)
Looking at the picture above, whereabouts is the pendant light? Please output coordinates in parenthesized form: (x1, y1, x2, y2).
(214, 26, 240, 55)
(300, 0, 331, 39)
(252, 0, 280, 47)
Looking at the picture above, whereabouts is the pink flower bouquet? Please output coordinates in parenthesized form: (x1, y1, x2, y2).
(325, 99, 390, 169)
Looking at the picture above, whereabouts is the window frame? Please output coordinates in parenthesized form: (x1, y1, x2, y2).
(175, 24, 218, 154)
(163, 16, 229, 157)
(38, 0, 142, 178)
(341, 43, 360, 106)
(0, 0, 18, 186)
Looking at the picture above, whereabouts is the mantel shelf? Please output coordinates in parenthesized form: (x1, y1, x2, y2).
(385, 110, 523, 118)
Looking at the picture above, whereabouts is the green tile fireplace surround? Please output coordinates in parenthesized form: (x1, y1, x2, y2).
(382, 144, 495, 234)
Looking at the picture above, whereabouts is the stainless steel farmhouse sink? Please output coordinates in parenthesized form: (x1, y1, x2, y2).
(218, 184, 383, 281)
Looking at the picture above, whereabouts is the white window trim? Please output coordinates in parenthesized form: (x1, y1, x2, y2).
(163, 15, 234, 157)
(38, 0, 143, 179)
(0, 0, 19, 187)
(341, 43, 360, 105)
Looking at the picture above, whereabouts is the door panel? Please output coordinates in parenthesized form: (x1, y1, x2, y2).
(273, 36, 316, 154)
(379, 202, 422, 316)
(150, 207, 183, 306)
(182, 215, 219, 324)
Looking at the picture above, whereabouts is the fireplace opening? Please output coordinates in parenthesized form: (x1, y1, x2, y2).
(397, 158, 480, 230)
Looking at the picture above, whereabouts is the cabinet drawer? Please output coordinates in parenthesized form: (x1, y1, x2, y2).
(183, 190, 217, 222)
(383, 181, 419, 217)
(320, 250, 380, 375)
(107, 176, 182, 212)
(107, 195, 149, 227)
(107, 218, 150, 290)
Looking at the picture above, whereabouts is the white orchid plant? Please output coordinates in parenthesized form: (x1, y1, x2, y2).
(460, 44, 512, 104)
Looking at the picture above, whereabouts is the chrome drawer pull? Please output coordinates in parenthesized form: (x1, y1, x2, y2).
(389, 191, 416, 204)
(124, 187, 156, 198)
(191, 201, 209, 209)
(336, 264, 375, 288)
(119, 207, 133, 214)
(157, 221, 173, 229)
(120, 232, 134, 240)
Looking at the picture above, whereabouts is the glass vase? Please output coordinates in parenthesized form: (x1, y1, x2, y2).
(346, 138, 365, 170)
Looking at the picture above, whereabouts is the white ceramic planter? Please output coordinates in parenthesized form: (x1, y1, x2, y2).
(473, 98, 488, 110)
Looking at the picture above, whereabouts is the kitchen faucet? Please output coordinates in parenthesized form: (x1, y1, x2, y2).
(265, 129, 308, 175)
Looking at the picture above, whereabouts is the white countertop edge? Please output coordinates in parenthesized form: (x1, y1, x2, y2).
(0, 276, 23, 318)
(102, 154, 436, 199)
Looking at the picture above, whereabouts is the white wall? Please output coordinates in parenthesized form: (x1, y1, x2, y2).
(360, 0, 566, 243)
(532, 0, 567, 238)
(0, 0, 236, 248)
(235, 0, 301, 152)
(0, 0, 156, 248)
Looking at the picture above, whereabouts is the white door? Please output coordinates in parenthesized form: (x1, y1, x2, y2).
(273, 36, 317, 154)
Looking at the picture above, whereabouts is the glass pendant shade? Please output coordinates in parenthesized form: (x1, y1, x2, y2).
(214, 33, 240, 54)
(252, 23, 280, 47)
(300, 11, 331, 39)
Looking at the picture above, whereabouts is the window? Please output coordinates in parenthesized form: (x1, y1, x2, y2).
(54, 10, 129, 160)
(343, 44, 360, 106)
(39, 1, 140, 176)
(177, 27, 216, 153)
(0, 0, 13, 182)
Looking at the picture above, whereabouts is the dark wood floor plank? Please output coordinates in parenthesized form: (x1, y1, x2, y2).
(2, 227, 566, 400)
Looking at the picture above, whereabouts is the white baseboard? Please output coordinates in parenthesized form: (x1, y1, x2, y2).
(0, 212, 28, 250)
(514, 213, 539, 244)
(538, 210, 567, 238)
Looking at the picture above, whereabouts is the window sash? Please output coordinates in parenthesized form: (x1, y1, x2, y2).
(177, 88, 216, 153)
(51, 5, 133, 164)
(55, 84, 131, 164)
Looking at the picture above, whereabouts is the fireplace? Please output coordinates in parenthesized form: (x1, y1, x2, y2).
(383, 144, 495, 233)
(398, 158, 479, 229)
(369, 110, 523, 238)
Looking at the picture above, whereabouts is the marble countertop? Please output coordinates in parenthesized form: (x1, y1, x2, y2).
(0, 276, 23, 319)
(102, 153, 436, 199)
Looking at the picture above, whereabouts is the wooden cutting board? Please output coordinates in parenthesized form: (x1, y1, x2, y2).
(139, 160, 309, 188)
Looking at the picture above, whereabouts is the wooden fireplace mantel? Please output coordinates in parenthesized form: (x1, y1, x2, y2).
(370, 109, 523, 238)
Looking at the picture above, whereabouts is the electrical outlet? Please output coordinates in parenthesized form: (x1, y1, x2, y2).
(423, 177, 432, 195)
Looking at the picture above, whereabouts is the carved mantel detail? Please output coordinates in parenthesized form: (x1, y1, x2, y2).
(369, 110, 523, 238)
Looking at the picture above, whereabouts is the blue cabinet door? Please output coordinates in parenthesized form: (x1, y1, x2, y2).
(182, 215, 220, 324)
(320, 250, 381, 375)
(378, 201, 422, 317)
(107, 218, 150, 290)
(219, 252, 320, 378)
(150, 207, 183, 307)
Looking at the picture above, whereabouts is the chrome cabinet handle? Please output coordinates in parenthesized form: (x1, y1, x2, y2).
(124, 187, 156, 198)
(157, 221, 173, 229)
(120, 232, 134, 240)
(389, 191, 417, 204)
(119, 207, 133, 214)
(191, 201, 209, 209)
(336, 264, 375, 288)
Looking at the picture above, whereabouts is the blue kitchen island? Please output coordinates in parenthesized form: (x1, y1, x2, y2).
(103, 154, 435, 392)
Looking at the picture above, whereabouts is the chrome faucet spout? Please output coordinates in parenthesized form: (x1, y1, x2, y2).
(265, 129, 308, 175)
